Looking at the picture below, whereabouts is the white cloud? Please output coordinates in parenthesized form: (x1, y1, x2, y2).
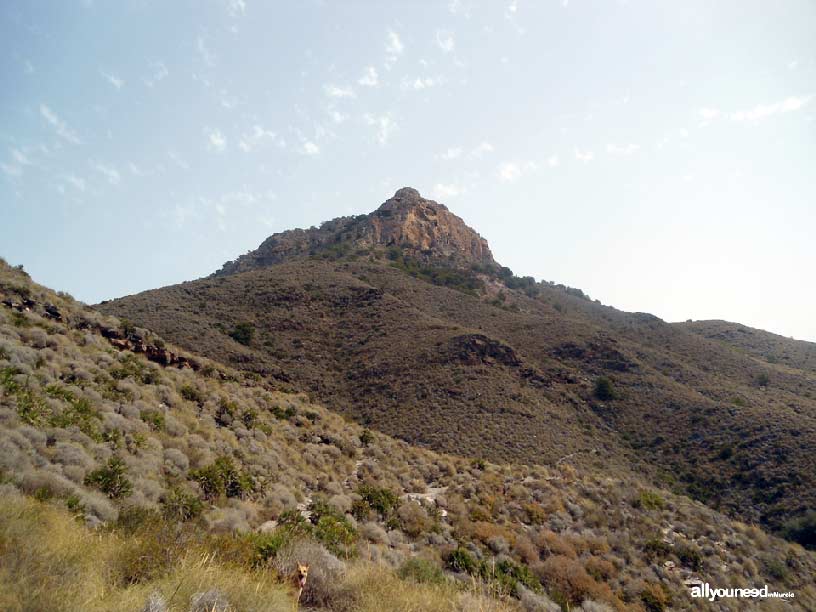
(197, 36, 215, 66)
(364, 113, 397, 145)
(1, 163, 22, 177)
(437, 147, 463, 160)
(385, 29, 404, 69)
(301, 141, 320, 156)
(128, 162, 147, 177)
(90, 160, 121, 184)
(547, 155, 559, 167)
(206, 128, 227, 152)
(730, 96, 811, 121)
(386, 29, 404, 56)
(40, 104, 81, 144)
(401, 76, 440, 91)
(143, 61, 169, 87)
(64, 174, 86, 192)
(432, 183, 463, 199)
(168, 151, 190, 170)
(23, 60, 34, 74)
(698, 107, 721, 121)
(506, 0, 518, 16)
(329, 110, 348, 124)
(101, 71, 124, 89)
(436, 30, 455, 53)
(238, 125, 283, 152)
(324, 84, 356, 99)
(606, 143, 640, 156)
(226, 0, 246, 17)
(498, 162, 521, 182)
(11, 149, 31, 166)
(574, 148, 594, 163)
(469, 141, 494, 158)
(358, 66, 379, 87)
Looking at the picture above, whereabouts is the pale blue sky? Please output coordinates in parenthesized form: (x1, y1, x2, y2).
(1, 1, 814, 340)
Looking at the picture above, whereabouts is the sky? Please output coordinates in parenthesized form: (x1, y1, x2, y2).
(1, 1, 815, 341)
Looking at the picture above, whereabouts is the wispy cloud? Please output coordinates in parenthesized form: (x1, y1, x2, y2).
(385, 29, 404, 69)
(364, 113, 397, 145)
(225, 0, 246, 17)
(324, 84, 356, 99)
(168, 151, 190, 170)
(64, 173, 86, 192)
(731, 96, 811, 121)
(143, 61, 168, 87)
(1, 163, 22, 177)
(40, 104, 81, 144)
(469, 141, 494, 158)
(328, 109, 348, 124)
(197, 35, 215, 66)
(206, 128, 227, 152)
(574, 148, 594, 163)
(100, 70, 124, 89)
(90, 160, 121, 184)
(432, 183, 463, 199)
(606, 143, 640, 156)
(437, 147, 463, 160)
(358, 66, 379, 87)
(238, 125, 284, 152)
(547, 155, 559, 167)
(401, 76, 441, 91)
(498, 160, 537, 182)
(436, 30, 455, 53)
(300, 140, 320, 156)
(698, 107, 721, 121)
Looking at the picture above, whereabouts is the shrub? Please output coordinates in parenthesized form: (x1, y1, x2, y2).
(162, 487, 204, 522)
(634, 490, 665, 511)
(84, 457, 132, 499)
(180, 384, 204, 404)
(782, 511, 816, 550)
(356, 484, 399, 519)
(640, 583, 670, 612)
(398, 558, 446, 585)
(675, 542, 703, 571)
(359, 429, 374, 447)
(229, 322, 254, 346)
(190, 456, 254, 500)
(447, 547, 478, 574)
(593, 377, 616, 401)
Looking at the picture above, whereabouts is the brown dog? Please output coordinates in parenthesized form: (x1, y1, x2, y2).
(291, 562, 309, 608)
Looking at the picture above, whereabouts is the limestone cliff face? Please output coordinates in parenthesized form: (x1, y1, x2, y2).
(215, 187, 494, 276)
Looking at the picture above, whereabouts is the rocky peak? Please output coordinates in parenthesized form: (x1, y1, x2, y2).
(214, 188, 495, 276)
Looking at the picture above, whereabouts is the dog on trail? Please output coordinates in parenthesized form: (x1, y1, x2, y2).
(291, 562, 309, 608)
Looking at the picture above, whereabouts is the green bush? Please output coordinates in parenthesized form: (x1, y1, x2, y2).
(398, 558, 446, 585)
(162, 487, 204, 522)
(635, 490, 666, 511)
(594, 376, 616, 401)
(180, 384, 204, 404)
(85, 457, 133, 499)
(782, 511, 816, 550)
(229, 322, 254, 346)
(447, 547, 478, 574)
(190, 456, 254, 500)
(356, 484, 399, 519)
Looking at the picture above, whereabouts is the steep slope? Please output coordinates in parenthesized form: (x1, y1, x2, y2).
(98, 189, 816, 541)
(4, 259, 816, 610)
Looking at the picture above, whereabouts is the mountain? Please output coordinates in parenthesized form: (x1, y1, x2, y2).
(3, 258, 816, 610)
(98, 188, 816, 543)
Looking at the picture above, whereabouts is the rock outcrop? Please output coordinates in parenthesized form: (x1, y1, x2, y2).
(214, 187, 494, 275)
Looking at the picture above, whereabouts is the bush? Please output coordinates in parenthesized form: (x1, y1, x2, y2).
(190, 456, 254, 500)
(180, 384, 204, 404)
(641, 583, 670, 612)
(229, 322, 254, 346)
(162, 487, 204, 522)
(356, 484, 399, 519)
(398, 558, 446, 585)
(447, 547, 478, 574)
(593, 377, 616, 401)
(634, 490, 665, 511)
(782, 511, 816, 550)
(84, 457, 132, 499)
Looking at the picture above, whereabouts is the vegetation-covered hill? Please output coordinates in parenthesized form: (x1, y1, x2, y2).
(3, 261, 815, 610)
(99, 189, 816, 545)
(679, 320, 816, 375)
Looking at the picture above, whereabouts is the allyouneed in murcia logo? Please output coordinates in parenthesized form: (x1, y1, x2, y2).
(689, 582, 795, 602)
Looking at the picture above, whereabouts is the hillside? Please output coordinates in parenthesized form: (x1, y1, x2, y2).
(679, 320, 816, 375)
(99, 189, 816, 544)
(3, 260, 816, 610)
